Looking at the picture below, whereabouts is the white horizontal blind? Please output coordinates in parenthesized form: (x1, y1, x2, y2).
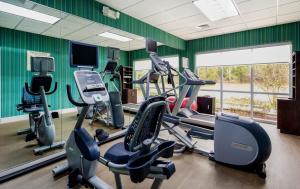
(196, 45, 291, 67)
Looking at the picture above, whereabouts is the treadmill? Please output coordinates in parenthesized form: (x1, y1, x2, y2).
(171, 68, 216, 129)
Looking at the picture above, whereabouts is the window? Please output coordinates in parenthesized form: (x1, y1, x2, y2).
(134, 56, 179, 103)
(223, 92, 251, 117)
(253, 64, 289, 93)
(197, 67, 221, 90)
(196, 44, 291, 123)
(223, 65, 250, 91)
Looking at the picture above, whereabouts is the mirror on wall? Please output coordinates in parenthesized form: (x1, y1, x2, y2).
(57, 14, 148, 144)
(0, 0, 169, 174)
(0, 0, 65, 171)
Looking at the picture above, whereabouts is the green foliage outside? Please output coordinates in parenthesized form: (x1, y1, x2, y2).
(254, 64, 289, 111)
(198, 64, 289, 119)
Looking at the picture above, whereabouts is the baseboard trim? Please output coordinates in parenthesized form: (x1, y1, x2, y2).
(0, 108, 77, 124)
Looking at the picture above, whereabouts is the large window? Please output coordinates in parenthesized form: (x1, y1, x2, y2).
(134, 56, 179, 103)
(196, 44, 291, 123)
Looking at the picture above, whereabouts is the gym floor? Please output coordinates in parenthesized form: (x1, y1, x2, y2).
(0, 112, 133, 171)
(1, 123, 300, 189)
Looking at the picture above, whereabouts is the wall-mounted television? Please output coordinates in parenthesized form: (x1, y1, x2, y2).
(107, 47, 120, 61)
(70, 41, 98, 68)
(146, 39, 157, 53)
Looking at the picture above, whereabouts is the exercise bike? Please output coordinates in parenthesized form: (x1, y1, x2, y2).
(16, 57, 65, 154)
(52, 70, 176, 189)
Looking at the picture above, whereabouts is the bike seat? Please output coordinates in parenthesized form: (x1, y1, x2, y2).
(104, 142, 138, 164)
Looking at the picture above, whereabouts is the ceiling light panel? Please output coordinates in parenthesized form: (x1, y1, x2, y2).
(193, 0, 239, 21)
(98, 32, 132, 42)
(0, 1, 60, 24)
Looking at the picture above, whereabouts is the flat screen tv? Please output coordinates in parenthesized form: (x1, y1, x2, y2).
(146, 39, 157, 53)
(107, 47, 120, 61)
(70, 41, 98, 68)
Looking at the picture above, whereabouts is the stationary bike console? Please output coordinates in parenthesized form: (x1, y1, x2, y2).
(74, 70, 109, 105)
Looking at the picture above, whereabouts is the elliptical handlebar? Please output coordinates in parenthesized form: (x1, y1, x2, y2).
(66, 85, 87, 107)
(150, 53, 169, 73)
(160, 65, 187, 98)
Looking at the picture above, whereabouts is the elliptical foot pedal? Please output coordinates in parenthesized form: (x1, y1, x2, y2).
(94, 129, 109, 142)
(51, 111, 59, 119)
(25, 133, 36, 142)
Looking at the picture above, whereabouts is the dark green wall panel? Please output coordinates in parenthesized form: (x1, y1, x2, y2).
(0, 27, 128, 118)
(187, 21, 300, 70)
(31, 0, 185, 50)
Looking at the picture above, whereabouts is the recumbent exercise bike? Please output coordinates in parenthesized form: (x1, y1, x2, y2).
(52, 70, 176, 189)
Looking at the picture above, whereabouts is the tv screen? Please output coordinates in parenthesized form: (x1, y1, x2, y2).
(146, 39, 157, 53)
(107, 47, 120, 60)
(70, 41, 98, 68)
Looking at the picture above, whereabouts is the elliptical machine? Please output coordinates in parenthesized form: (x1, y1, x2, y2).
(16, 57, 65, 154)
(90, 48, 124, 128)
(78, 47, 124, 129)
(53, 70, 176, 189)
(140, 39, 272, 178)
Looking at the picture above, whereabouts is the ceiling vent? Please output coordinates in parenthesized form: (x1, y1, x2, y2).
(196, 24, 210, 30)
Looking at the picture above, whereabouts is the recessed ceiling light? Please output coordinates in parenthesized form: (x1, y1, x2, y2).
(0, 1, 60, 24)
(193, 0, 239, 22)
(98, 32, 132, 42)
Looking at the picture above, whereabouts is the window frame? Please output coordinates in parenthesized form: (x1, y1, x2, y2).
(195, 43, 292, 124)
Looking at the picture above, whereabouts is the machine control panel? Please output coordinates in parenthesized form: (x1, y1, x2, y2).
(84, 84, 105, 92)
(74, 70, 110, 105)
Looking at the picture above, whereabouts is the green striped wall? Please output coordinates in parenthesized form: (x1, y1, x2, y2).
(0, 27, 128, 118)
(187, 21, 300, 70)
(31, 0, 185, 50)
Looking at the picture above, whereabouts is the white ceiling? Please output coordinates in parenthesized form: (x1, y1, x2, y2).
(0, 0, 150, 51)
(97, 0, 300, 40)
(1, 0, 299, 51)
